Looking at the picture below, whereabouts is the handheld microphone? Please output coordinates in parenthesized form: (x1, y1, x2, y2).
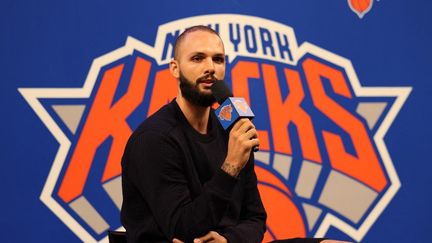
(211, 81, 259, 152)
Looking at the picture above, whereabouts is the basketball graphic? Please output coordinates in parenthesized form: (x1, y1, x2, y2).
(256, 166, 306, 242)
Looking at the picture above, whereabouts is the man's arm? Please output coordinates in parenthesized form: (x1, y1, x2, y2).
(213, 118, 266, 242)
(219, 155, 267, 243)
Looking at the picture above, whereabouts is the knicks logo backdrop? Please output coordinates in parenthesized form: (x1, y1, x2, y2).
(19, 15, 411, 242)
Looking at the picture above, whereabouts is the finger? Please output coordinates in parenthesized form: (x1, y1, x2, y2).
(237, 119, 255, 134)
(209, 231, 227, 243)
(194, 232, 214, 243)
(207, 231, 221, 243)
(238, 128, 259, 152)
(173, 238, 184, 243)
(230, 118, 248, 132)
(242, 128, 258, 141)
(246, 137, 260, 148)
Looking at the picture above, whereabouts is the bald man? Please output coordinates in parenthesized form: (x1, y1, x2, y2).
(121, 25, 266, 243)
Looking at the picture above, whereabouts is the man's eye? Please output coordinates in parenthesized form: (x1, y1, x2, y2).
(213, 57, 225, 63)
(192, 56, 203, 62)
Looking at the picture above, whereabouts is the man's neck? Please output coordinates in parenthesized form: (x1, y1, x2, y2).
(176, 95, 211, 134)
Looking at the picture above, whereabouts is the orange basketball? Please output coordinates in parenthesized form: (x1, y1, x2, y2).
(255, 166, 306, 242)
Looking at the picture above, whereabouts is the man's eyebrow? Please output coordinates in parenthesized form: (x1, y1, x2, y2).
(189, 52, 205, 56)
(213, 53, 225, 57)
(188, 52, 225, 57)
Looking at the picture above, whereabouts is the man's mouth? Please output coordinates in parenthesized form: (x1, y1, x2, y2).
(200, 79, 215, 84)
(197, 77, 217, 87)
(198, 77, 216, 84)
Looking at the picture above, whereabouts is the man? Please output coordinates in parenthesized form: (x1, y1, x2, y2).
(121, 25, 266, 243)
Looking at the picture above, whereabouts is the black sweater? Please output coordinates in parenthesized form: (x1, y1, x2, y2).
(121, 100, 266, 243)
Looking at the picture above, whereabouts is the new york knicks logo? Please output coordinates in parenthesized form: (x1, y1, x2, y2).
(233, 100, 248, 113)
(19, 14, 411, 242)
(219, 104, 233, 121)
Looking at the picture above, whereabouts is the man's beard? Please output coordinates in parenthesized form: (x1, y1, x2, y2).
(179, 72, 216, 107)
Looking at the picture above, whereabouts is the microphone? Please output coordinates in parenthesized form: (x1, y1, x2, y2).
(211, 81, 259, 152)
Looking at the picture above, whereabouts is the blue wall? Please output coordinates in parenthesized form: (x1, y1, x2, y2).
(2, 0, 431, 242)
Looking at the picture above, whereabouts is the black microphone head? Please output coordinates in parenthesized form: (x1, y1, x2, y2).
(211, 81, 233, 104)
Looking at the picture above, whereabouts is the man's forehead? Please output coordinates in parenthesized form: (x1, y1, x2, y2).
(178, 31, 225, 55)
(183, 29, 218, 39)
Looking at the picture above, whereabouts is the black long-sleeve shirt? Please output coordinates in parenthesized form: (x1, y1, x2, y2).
(121, 100, 267, 243)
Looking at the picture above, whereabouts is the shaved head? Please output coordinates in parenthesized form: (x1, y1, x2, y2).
(174, 25, 221, 60)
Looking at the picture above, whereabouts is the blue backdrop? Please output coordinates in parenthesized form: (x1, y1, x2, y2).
(2, 0, 431, 242)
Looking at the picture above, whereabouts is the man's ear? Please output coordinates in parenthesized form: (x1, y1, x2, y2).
(169, 59, 180, 78)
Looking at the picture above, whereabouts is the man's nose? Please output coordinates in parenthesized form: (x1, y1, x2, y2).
(204, 57, 215, 74)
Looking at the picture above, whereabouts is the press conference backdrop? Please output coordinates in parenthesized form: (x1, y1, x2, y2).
(2, 0, 431, 242)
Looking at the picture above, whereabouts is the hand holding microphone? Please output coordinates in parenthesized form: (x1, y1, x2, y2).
(211, 81, 260, 177)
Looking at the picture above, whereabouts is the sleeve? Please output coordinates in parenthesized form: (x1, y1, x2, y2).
(220, 155, 267, 243)
(127, 131, 238, 242)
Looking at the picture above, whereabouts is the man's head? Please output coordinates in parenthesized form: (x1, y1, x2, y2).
(169, 25, 226, 107)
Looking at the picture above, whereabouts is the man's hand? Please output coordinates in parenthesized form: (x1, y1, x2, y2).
(222, 118, 259, 177)
(172, 231, 227, 243)
(173, 231, 228, 243)
(194, 231, 227, 243)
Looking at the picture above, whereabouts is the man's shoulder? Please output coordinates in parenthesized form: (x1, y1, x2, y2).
(133, 101, 180, 138)
(121, 102, 184, 168)
(135, 102, 178, 134)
